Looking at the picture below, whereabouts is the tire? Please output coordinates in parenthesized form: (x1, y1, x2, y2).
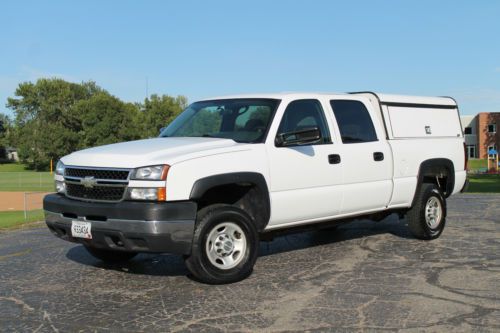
(84, 246, 138, 263)
(407, 183, 447, 240)
(184, 204, 259, 284)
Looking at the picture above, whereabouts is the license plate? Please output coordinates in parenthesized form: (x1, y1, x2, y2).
(71, 221, 92, 239)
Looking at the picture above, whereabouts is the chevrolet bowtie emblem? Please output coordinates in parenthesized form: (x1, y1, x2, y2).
(81, 176, 97, 188)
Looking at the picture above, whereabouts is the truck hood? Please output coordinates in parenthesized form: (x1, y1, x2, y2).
(61, 137, 246, 168)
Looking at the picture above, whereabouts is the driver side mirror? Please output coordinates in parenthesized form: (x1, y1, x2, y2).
(159, 127, 166, 135)
(275, 127, 321, 147)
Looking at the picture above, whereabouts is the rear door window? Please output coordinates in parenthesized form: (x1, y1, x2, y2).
(330, 100, 377, 143)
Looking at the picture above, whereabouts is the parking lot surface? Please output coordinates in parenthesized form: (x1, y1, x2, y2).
(0, 194, 499, 332)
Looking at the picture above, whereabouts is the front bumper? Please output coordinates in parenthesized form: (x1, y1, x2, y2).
(43, 194, 197, 255)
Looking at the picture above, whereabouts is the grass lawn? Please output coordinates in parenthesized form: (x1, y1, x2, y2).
(0, 163, 53, 191)
(0, 210, 45, 229)
(0, 163, 30, 172)
(466, 174, 500, 193)
(467, 159, 488, 172)
(0, 172, 53, 191)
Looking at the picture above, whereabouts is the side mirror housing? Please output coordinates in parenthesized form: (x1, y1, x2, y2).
(275, 127, 321, 147)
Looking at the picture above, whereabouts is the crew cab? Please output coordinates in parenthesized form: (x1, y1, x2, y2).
(44, 92, 468, 284)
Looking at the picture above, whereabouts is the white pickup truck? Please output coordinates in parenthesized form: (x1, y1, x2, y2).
(44, 92, 468, 284)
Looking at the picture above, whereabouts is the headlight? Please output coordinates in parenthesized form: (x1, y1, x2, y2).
(55, 180, 66, 194)
(127, 188, 166, 201)
(55, 161, 65, 175)
(131, 165, 169, 180)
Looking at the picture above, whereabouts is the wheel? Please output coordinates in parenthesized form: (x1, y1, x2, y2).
(184, 204, 259, 284)
(84, 246, 137, 263)
(406, 183, 447, 240)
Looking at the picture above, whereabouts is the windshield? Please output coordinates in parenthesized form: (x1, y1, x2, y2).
(160, 98, 280, 143)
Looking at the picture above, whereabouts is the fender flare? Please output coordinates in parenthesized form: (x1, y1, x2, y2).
(189, 172, 271, 230)
(411, 158, 455, 207)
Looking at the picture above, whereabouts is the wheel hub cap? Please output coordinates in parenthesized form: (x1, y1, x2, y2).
(205, 222, 247, 270)
(214, 234, 234, 256)
(425, 196, 442, 229)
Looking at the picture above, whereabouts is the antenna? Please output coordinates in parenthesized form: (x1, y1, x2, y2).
(146, 76, 149, 98)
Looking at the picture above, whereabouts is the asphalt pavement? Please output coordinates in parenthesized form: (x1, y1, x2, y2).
(0, 194, 499, 332)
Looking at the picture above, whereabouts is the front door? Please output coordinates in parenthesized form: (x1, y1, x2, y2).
(266, 99, 343, 227)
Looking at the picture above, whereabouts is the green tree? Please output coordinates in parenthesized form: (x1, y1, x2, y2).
(0, 113, 11, 159)
(6, 78, 188, 170)
(7, 79, 102, 169)
(76, 93, 142, 148)
(141, 94, 187, 137)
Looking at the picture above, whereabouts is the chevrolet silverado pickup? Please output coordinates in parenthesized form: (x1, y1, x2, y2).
(44, 92, 468, 284)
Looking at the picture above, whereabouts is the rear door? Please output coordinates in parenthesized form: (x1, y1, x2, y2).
(328, 99, 393, 214)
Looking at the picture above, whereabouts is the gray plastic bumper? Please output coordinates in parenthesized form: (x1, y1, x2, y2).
(43, 194, 197, 255)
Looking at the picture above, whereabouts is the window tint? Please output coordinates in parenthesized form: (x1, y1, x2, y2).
(464, 127, 472, 135)
(277, 99, 331, 144)
(330, 100, 377, 143)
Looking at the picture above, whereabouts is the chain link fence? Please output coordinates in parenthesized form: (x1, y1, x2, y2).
(0, 172, 54, 192)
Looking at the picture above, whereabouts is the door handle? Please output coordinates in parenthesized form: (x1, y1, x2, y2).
(373, 152, 384, 161)
(328, 154, 341, 164)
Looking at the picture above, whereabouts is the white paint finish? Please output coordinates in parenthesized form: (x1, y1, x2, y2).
(269, 185, 343, 225)
(265, 97, 343, 225)
(61, 137, 243, 168)
(326, 98, 394, 213)
(389, 138, 465, 178)
(341, 180, 393, 213)
(389, 177, 417, 206)
(265, 143, 344, 225)
(388, 106, 462, 138)
(334, 142, 394, 213)
(166, 146, 269, 201)
(453, 171, 467, 194)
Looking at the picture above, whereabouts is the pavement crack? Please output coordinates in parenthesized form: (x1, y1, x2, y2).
(0, 296, 35, 312)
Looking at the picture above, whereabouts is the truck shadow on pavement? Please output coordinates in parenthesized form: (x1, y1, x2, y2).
(65, 214, 413, 278)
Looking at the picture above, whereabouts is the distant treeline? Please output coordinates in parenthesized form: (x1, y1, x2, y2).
(0, 78, 187, 170)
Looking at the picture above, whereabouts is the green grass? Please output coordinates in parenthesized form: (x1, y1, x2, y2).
(466, 174, 500, 193)
(0, 163, 30, 172)
(0, 210, 45, 229)
(0, 171, 54, 191)
(467, 159, 488, 171)
(0, 163, 54, 191)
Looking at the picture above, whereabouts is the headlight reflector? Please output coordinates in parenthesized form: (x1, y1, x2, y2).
(131, 165, 169, 180)
(55, 161, 65, 175)
(128, 187, 166, 201)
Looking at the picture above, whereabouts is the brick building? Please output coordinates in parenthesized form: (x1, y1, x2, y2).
(461, 112, 499, 159)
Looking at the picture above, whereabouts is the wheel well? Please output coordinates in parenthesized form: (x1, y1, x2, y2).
(412, 158, 455, 207)
(422, 174, 449, 195)
(190, 173, 271, 231)
(196, 184, 268, 231)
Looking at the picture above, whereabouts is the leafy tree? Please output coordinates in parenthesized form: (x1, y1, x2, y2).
(76, 93, 142, 148)
(0, 113, 11, 159)
(141, 94, 187, 137)
(6, 78, 188, 170)
(7, 79, 102, 169)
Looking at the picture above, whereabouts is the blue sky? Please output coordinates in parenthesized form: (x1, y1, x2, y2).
(1, 0, 499, 117)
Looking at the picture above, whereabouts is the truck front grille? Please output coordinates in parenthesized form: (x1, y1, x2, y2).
(66, 183, 126, 202)
(63, 167, 130, 202)
(65, 168, 130, 180)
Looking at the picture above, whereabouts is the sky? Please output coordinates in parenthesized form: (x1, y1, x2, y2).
(1, 0, 499, 117)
